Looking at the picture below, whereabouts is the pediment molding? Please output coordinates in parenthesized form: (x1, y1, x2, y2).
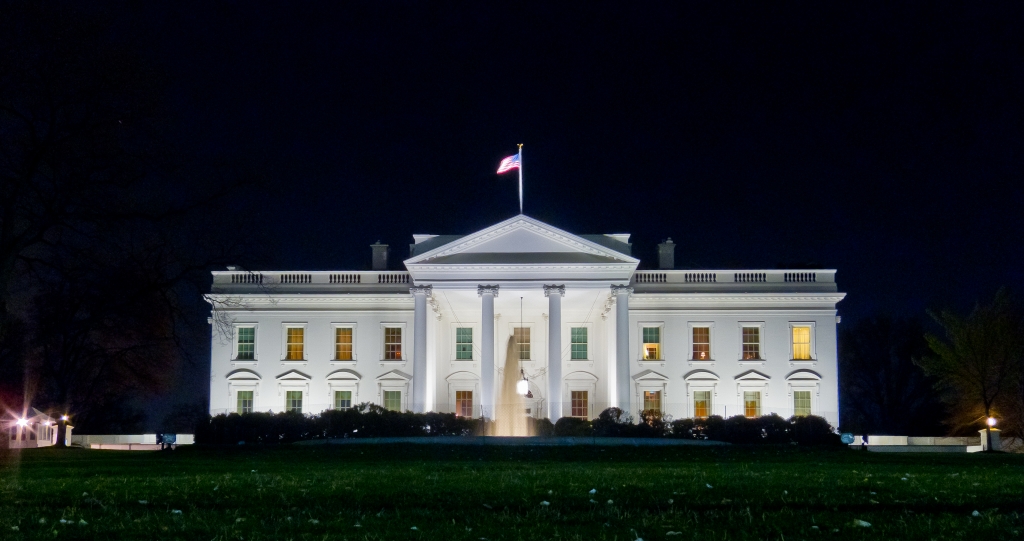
(735, 370, 770, 381)
(326, 369, 361, 381)
(276, 369, 311, 381)
(683, 369, 720, 381)
(633, 369, 669, 382)
(786, 369, 822, 381)
(404, 215, 638, 266)
(226, 369, 261, 381)
(377, 369, 412, 381)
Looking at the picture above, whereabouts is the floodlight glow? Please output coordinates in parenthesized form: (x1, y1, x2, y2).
(61, 415, 69, 422)
(16, 418, 28, 427)
(987, 417, 997, 427)
(516, 378, 529, 396)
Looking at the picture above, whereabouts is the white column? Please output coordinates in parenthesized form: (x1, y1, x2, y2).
(612, 285, 632, 413)
(545, 285, 565, 423)
(478, 285, 499, 419)
(410, 285, 431, 413)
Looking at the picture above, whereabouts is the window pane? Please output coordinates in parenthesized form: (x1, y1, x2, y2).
(286, 328, 304, 360)
(237, 328, 255, 359)
(513, 327, 530, 360)
(693, 390, 710, 418)
(742, 327, 760, 359)
(384, 327, 402, 360)
(456, 327, 473, 360)
(642, 327, 661, 360)
(334, 390, 352, 410)
(794, 390, 811, 416)
(792, 326, 811, 360)
(286, 390, 303, 413)
(571, 327, 588, 360)
(743, 391, 761, 418)
(692, 327, 710, 360)
(384, 390, 402, 412)
(643, 391, 661, 413)
(571, 390, 588, 419)
(237, 390, 253, 414)
(455, 390, 473, 417)
(335, 328, 353, 360)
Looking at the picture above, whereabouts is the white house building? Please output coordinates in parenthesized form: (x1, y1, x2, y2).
(206, 215, 845, 425)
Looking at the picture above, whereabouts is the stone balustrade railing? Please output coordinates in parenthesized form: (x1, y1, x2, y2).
(632, 269, 835, 285)
(214, 271, 412, 287)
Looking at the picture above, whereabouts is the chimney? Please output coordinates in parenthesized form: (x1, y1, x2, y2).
(657, 238, 676, 269)
(371, 241, 389, 270)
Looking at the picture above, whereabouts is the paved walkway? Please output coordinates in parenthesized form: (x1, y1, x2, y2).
(297, 436, 728, 446)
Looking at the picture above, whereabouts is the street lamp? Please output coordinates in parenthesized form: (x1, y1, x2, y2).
(987, 417, 997, 427)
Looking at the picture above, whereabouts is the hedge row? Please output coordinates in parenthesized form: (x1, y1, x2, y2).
(195, 403, 839, 445)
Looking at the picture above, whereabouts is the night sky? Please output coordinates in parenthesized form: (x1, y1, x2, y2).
(115, 2, 1022, 411)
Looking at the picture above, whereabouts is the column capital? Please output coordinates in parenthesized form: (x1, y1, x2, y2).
(410, 285, 432, 296)
(477, 285, 500, 297)
(611, 285, 634, 297)
(543, 284, 565, 297)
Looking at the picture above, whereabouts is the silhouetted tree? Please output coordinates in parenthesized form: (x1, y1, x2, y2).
(838, 316, 945, 435)
(918, 289, 1024, 440)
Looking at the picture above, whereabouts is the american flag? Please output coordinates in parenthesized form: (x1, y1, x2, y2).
(496, 153, 521, 174)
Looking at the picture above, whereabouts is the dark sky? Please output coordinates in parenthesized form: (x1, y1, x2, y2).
(116, 2, 1023, 412)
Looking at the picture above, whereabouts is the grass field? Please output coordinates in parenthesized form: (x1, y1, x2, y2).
(1, 444, 1022, 540)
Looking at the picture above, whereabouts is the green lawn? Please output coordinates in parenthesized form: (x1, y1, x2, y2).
(1, 444, 1022, 540)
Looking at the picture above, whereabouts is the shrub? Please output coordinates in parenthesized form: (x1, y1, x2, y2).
(790, 415, 841, 445)
(531, 417, 555, 437)
(636, 409, 669, 438)
(592, 407, 636, 437)
(554, 417, 593, 437)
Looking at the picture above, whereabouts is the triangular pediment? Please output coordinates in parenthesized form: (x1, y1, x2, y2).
(405, 215, 638, 267)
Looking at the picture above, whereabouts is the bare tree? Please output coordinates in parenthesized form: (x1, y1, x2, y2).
(918, 289, 1024, 445)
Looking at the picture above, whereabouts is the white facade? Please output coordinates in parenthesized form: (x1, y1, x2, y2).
(206, 215, 845, 424)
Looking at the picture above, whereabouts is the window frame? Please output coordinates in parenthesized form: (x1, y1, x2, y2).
(237, 389, 254, 414)
(792, 389, 812, 417)
(788, 322, 817, 361)
(642, 390, 663, 414)
(333, 389, 353, 411)
(452, 324, 476, 361)
(637, 322, 665, 362)
(331, 323, 357, 362)
(570, 390, 589, 420)
(507, 323, 535, 361)
(737, 322, 765, 362)
(382, 389, 403, 412)
(379, 322, 408, 362)
(454, 390, 474, 417)
(687, 322, 715, 362)
(281, 323, 308, 362)
(565, 322, 593, 362)
(743, 390, 762, 418)
(563, 371, 598, 420)
(692, 389, 713, 419)
(284, 389, 304, 414)
(234, 324, 258, 362)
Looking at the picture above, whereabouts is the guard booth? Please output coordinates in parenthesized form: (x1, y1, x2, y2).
(3, 408, 64, 449)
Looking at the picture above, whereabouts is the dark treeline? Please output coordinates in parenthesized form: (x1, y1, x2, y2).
(0, 2, 259, 433)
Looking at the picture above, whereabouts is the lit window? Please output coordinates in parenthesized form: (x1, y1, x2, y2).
(742, 327, 760, 360)
(571, 390, 588, 419)
(384, 327, 402, 360)
(743, 391, 761, 418)
(335, 328, 353, 360)
(455, 328, 473, 360)
(513, 327, 530, 360)
(384, 390, 402, 412)
(693, 390, 711, 418)
(455, 390, 473, 417)
(642, 327, 661, 360)
(237, 390, 253, 414)
(643, 390, 662, 413)
(334, 390, 352, 410)
(571, 327, 588, 360)
(285, 390, 303, 413)
(792, 326, 811, 360)
(692, 327, 710, 360)
(237, 327, 255, 360)
(793, 391, 811, 416)
(286, 328, 304, 360)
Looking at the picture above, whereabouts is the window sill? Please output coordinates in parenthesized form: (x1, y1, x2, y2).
(231, 359, 258, 366)
(687, 359, 716, 367)
(638, 359, 666, 367)
(738, 359, 766, 366)
(379, 360, 407, 365)
(330, 359, 358, 366)
(789, 360, 817, 367)
(281, 359, 308, 366)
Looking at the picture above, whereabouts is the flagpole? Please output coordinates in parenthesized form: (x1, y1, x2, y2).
(517, 143, 523, 214)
